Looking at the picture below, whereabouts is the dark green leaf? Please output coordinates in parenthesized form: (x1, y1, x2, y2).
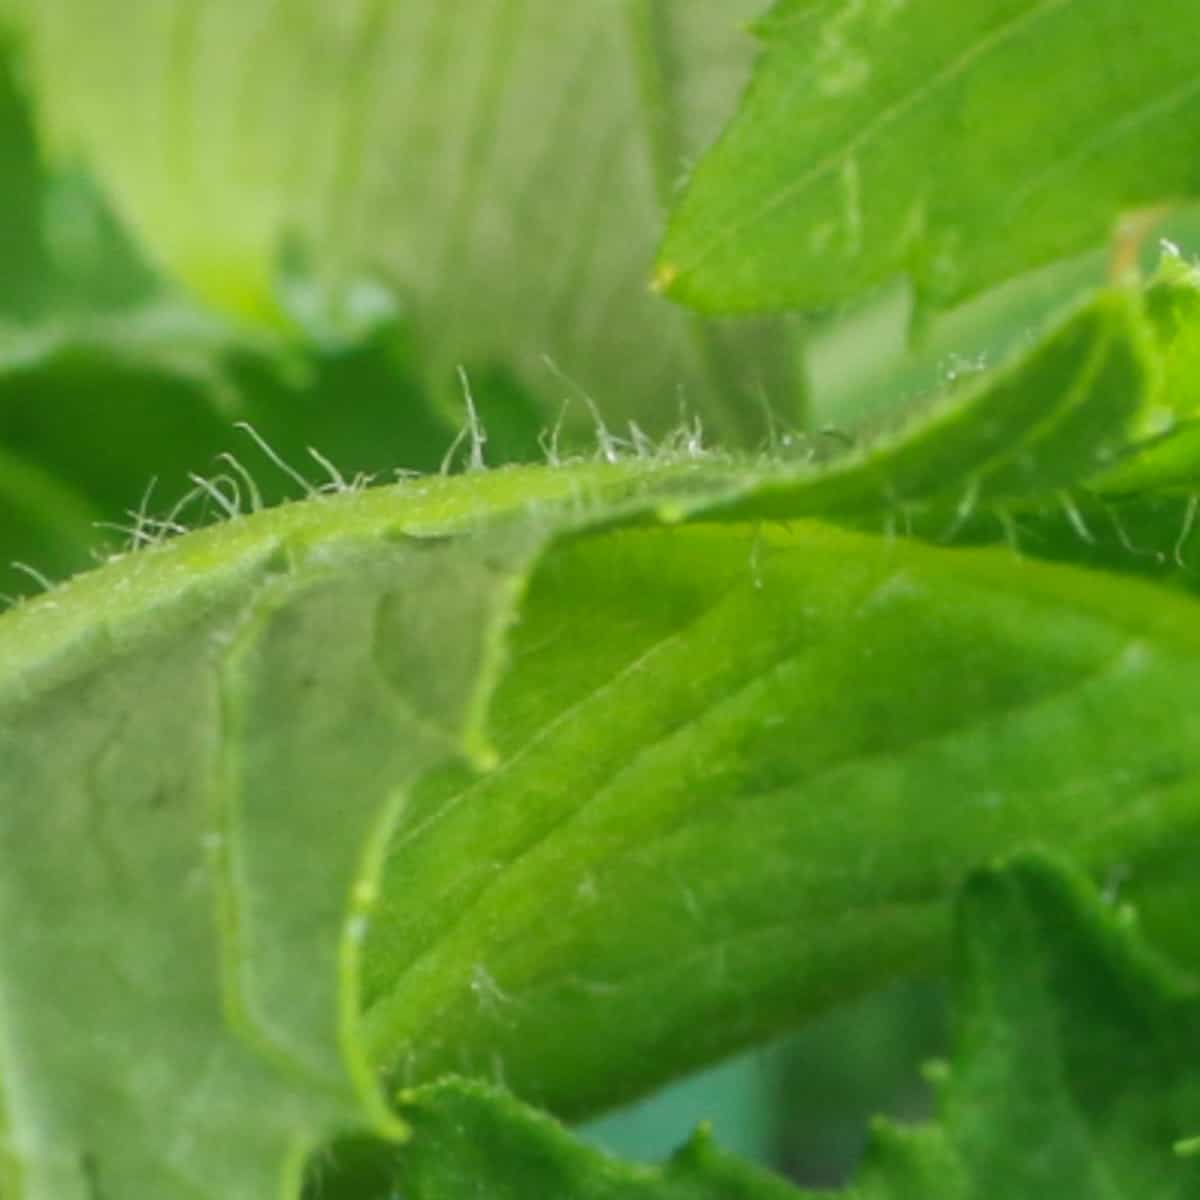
(856, 852, 1200, 1198)
(312, 854, 1200, 1199)
(392, 1080, 808, 1200)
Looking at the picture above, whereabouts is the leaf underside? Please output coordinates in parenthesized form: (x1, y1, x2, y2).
(1, 274, 1200, 1197)
(5, 1, 1200, 1195)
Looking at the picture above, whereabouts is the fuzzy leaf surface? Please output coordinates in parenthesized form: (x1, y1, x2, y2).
(0, 468, 601, 1200)
(1, 464, 1200, 1198)
(0, 36, 455, 597)
(2, 282, 1200, 1196)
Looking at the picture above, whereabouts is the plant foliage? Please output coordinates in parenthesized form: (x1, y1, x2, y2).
(0, 2, 1198, 1199)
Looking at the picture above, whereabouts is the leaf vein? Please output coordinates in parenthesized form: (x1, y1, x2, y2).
(668, 0, 1075, 279)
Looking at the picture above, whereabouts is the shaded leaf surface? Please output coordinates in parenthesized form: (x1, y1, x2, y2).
(394, 1081, 807, 1200)
(0, 318, 458, 599)
(854, 853, 1200, 1198)
(312, 855, 1200, 1199)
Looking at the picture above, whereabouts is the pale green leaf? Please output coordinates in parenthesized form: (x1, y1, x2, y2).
(10, 0, 800, 440)
(1, 444, 1199, 1197)
(0, 470, 577, 1200)
(1, 273, 1200, 1196)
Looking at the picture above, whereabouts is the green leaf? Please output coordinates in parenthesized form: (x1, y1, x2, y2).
(0, 30, 50, 321)
(705, 288, 1154, 525)
(0, 293, 463, 599)
(2, 444, 1200, 1198)
(360, 512, 1200, 1119)
(3, 270, 1200, 1195)
(855, 852, 1200, 1198)
(7, 5, 1200, 1197)
(390, 1080, 808, 1200)
(0, 443, 100, 593)
(656, 0, 1200, 315)
(0, 282, 466, 601)
(0, 462, 762, 1199)
(714, 269, 1200, 603)
(0, 33, 162, 323)
(314, 853, 1200, 1199)
(1089, 254, 1200, 494)
(9, 0, 801, 441)
(0, 472, 561, 1200)
(803, 250, 1103, 431)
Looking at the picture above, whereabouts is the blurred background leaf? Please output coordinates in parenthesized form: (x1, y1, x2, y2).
(583, 979, 946, 1189)
(0, 29, 464, 599)
(804, 208, 1200, 433)
(5, 1, 804, 444)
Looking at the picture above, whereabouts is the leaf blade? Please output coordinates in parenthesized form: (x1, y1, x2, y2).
(657, 0, 1200, 315)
